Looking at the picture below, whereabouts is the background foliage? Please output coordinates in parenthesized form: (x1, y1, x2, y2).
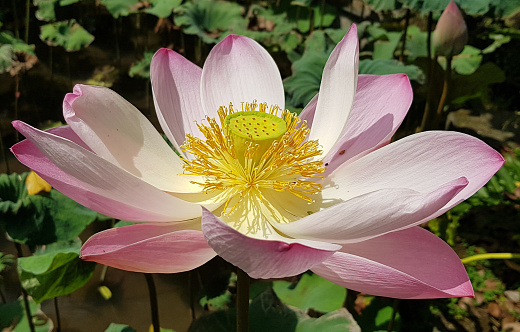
(0, 0, 519, 331)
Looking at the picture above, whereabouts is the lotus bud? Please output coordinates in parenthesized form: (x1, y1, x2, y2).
(432, 1, 468, 57)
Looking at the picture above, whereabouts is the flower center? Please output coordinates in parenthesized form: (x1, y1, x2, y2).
(226, 111, 286, 141)
(225, 111, 286, 165)
(181, 100, 324, 235)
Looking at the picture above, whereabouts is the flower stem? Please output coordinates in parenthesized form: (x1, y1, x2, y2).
(236, 268, 250, 332)
(319, 0, 325, 29)
(24, 0, 29, 43)
(399, 8, 410, 62)
(435, 55, 452, 128)
(418, 12, 434, 132)
(15, 243, 35, 332)
(100, 265, 108, 283)
(14, 74, 20, 142)
(54, 297, 61, 332)
(11, 0, 19, 39)
(387, 299, 399, 332)
(0, 126, 11, 173)
(426, 11, 433, 60)
(113, 18, 121, 71)
(461, 253, 520, 264)
(144, 273, 160, 332)
(189, 270, 196, 321)
(21, 288, 35, 332)
(0, 288, 6, 304)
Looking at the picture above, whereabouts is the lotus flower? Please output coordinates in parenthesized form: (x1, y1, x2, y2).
(433, 1, 468, 57)
(11, 25, 503, 299)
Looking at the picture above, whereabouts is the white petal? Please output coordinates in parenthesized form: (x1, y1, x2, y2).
(63, 85, 200, 193)
(150, 48, 206, 158)
(321, 131, 504, 218)
(13, 121, 202, 221)
(308, 25, 359, 157)
(201, 35, 285, 115)
(274, 177, 466, 243)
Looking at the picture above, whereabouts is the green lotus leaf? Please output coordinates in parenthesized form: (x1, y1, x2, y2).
(145, 0, 182, 18)
(272, 273, 346, 313)
(0, 44, 15, 73)
(364, 0, 399, 11)
(0, 172, 108, 246)
(482, 33, 512, 54)
(105, 324, 137, 332)
(450, 62, 505, 104)
(174, 0, 247, 44)
(437, 45, 482, 75)
(230, 5, 299, 53)
(189, 288, 298, 332)
(373, 31, 402, 60)
(295, 3, 337, 33)
(60, 0, 80, 5)
(17, 239, 96, 303)
(0, 31, 36, 55)
(359, 59, 424, 83)
(284, 30, 333, 108)
(101, 0, 140, 18)
(34, 0, 58, 21)
(129, 51, 154, 79)
(296, 308, 360, 332)
(0, 297, 53, 331)
(40, 19, 94, 51)
(404, 25, 430, 61)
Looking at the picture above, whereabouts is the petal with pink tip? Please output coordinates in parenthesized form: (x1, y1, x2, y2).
(12, 121, 202, 221)
(312, 227, 473, 299)
(322, 131, 504, 218)
(201, 208, 339, 279)
(63, 84, 199, 193)
(201, 35, 285, 115)
(323, 74, 412, 173)
(308, 25, 359, 157)
(433, 1, 468, 57)
(12, 126, 162, 221)
(81, 221, 216, 273)
(274, 177, 467, 244)
(151, 49, 206, 156)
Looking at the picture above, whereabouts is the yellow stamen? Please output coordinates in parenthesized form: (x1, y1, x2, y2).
(181, 100, 324, 234)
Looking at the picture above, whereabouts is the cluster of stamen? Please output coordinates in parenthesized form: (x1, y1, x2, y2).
(181, 100, 324, 228)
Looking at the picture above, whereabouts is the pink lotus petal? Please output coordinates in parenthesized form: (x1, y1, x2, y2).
(322, 131, 504, 218)
(312, 227, 473, 299)
(201, 35, 285, 115)
(63, 84, 199, 193)
(201, 208, 340, 279)
(308, 25, 359, 157)
(12, 121, 202, 221)
(274, 177, 467, 243)
(81, 222, 216, 273)
(299, 94, 318, 127)
(151, 49, 206, 157)
(12, 126, 186, 221)
(323, 74, 412, 174)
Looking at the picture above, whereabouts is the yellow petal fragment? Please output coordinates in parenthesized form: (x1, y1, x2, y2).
(26, 171, 52, 195)
(98, 285, 112, 300)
